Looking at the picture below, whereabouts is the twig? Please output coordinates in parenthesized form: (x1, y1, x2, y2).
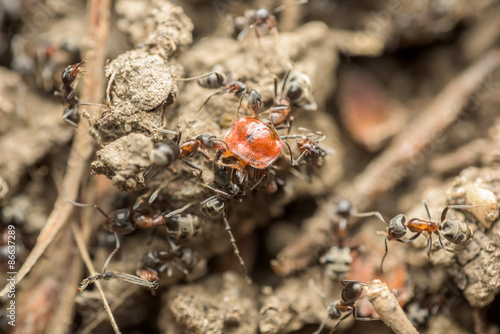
(80, 286, 139, 334)
(71, 223, 121, 334)
(0, 0, 111, 297)
(366, 280, 418, 334)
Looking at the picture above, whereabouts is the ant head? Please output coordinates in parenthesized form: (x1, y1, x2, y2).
(335, 199, 352, 217)
(387, 214, 407, 240)
(247, 89, 263, 115)
(149, 141, 181, 166)
(201, 197, 225, 217)
(255, 7, 272, 21)
(106, 209, 136, 234)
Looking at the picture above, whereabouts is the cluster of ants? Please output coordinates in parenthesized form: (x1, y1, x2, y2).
(57, 48, 326, 290)
(54, 2, 483, 332)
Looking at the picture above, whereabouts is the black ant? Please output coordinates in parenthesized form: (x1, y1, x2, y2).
(176, 72, 262, 114)
(233, 1, 309, 41)
(310, 279, 379, 333)
(55, 61, 86, 127)
(267, 71, 317, 132)
(379, 202, 478, 273)
(198, 164, 251, 284)
(320, 198, 386, 280)
(137, 238, 198, 284)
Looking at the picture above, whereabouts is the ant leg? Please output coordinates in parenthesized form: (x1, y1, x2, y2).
(282, 140, 295, 165)
(102, 232, 120, 272)
(195, 91, 225, 114)
(331, 312, 353, 333)
(423, 201, 432, 220)
(440, 204, 485, 223)
(379, 237, 389, 274)
(404, 233, 421, 243)
(183, 160, 203, 181)
(437, 234, 457, 254)
(427, 234, 433, 258)
(221, 210, 252, 284)
(63, 107, 80, 127)
(312, 316, 329, 334)
(353, 306, 379, 321)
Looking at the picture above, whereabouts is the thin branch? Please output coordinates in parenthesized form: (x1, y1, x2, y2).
(71, 223, 121, 334)
(0, 0, 112, 297)
(366, 279, 418, 334)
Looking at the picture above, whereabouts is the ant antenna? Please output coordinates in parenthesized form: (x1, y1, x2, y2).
(273, 0, 308, 14)
(221, 210, 252, 284)
(102, 232, 119, 272)
(66, 199, 111, 220)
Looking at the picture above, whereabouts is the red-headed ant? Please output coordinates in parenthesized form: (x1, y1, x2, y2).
(176, 71, 262, 114)
(379, 202, 478, 273)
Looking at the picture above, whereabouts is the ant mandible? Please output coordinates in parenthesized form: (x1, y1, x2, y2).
(310, 279, 379, 334)
(55, 61, 86, 127)
(379, 202, 478, 273)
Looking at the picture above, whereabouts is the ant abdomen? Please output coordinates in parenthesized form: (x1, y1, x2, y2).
(166, 214, 202, 240)
(198, 72, 226, 89)
(149, 141, 181, 166)
(441, 220, 473, 245)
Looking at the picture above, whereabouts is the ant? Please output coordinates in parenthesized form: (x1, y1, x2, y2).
(320, 198, 386, 280)
(199, 163, 251, 284)
(148, 126, 230, 181)
(55, 61, 86, 127)
(67, 199, 195, 291)
(137, 238, 198, 283)
(177, 71, 262, 114)
(379, 202, 478, 273)
(267, 71, 317, 132)
(233, 1, 309, 41)
(310, 279, 379, 334)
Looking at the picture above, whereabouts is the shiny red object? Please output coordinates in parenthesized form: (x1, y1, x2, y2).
(224, 116, 283, 169)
